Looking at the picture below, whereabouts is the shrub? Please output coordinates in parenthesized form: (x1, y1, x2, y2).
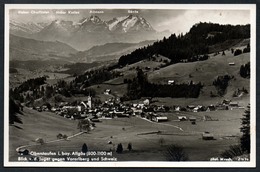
(234, 49, 242, 56)
(57, 133, 63, 139)
(63, 134, 68, 140)
(36, 138, 44, 145)
(159, 138, 165, 146)
(127, 143, 132, 151)
(221, 145, 243, 158)
(243, 47, 250, 53)
(243, 43, 250, 53)
(164, 144, 189, 161)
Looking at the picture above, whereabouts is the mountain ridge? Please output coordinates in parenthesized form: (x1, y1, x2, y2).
(10, 15, 170, 50)
(10, 34, 78, 62)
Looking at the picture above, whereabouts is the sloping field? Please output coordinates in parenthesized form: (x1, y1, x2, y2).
(9, 108, 79, 161)
(149, 50, 250, 100)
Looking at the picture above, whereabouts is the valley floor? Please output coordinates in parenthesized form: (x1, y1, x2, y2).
(9, 107, 244, 162)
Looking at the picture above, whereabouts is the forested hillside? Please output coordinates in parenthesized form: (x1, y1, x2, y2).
(118, 22, 250, 66)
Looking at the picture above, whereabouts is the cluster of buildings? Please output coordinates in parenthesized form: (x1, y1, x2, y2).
(34, 96, 170, 123)
(34, 95, 242, 124)
(176, 99, 241, 113)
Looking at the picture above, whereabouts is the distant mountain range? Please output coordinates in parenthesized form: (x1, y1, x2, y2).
(9, 34, 155, 64)
(10, 15, 171, 50)
(10, 19, 48, 37)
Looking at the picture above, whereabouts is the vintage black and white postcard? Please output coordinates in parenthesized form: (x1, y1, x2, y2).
(4, 4, 256, 167)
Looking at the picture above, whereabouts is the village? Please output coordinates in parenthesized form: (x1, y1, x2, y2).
(34, 90, 243, 126)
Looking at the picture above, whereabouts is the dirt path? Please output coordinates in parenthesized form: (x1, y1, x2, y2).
(16, 131, 85, 153)
(137, 116, 184, 131)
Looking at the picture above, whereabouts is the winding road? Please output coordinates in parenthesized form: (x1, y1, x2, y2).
(16, 131, 85, 153)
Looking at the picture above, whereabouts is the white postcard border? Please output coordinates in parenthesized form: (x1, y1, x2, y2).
(4, 4, 256, 168)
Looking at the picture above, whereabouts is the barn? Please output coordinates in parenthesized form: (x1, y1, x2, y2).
(202, 132, 214, 140)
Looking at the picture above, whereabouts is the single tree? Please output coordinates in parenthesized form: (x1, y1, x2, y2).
(159, 137, 165, 146)
(82, 143, 88, 153)
(78, 119, 91, 132)
(164, 144, 189, 161)
(127, 143, 132, 151)
(116, 143, 123, 153)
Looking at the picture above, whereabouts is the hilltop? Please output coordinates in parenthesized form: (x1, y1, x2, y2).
(73, 40, 155, 63)
(10, 34, 77, 62)
(118, 22, 250, 66)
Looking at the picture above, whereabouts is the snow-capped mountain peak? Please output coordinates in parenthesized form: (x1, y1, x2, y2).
(77, 15, 103, 26)
(89, 15, 102, 23)
(107, 15, 154, 33)
(10, 19, 46, 35)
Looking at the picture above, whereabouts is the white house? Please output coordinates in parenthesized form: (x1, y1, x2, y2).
(178, 116, 187, 121)
(168, 80, 175, 85)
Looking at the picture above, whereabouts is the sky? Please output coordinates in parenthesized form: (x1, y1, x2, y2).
(10, 9, 250, 34)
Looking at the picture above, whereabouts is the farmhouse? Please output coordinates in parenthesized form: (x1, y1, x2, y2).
(189, 117, 196, 125)
(146, 112, 168, 122)
(143, 99, 150, 106)
(216, 104, 228, 110)
(131, 107, 143, 115)
(193, 105, 203, 112)
(104, 89, 111, 95)
(229, 102, 239, 107)
(175, 106, 181, 111)
(168, 80, 175, 85)
(18, 149, 29, 155)
(153, 115, 168, 122)
(206, 105, 216, 112)
(189, 117, 196, 122)
(222, 99, 231, 105)
(202, 132, 214, 140)
(178, 116, 187, 121)
(187, 105, 196, 111)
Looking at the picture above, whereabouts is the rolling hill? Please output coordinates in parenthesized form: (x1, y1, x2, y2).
(10, 34, 78, 62)
(118, 22, 250, 66)
(104, 44, 250, 105)
(148, 49, 250, 99)
(74, 40, 155, 62)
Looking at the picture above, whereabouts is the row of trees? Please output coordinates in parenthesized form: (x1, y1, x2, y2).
(81, 143, 133, 154)
(9, 76, 47, 102)
(14, 76, 47, 93)
(9, 99, 23, 125)
(73, 68, 121, 87)
(10, 67, 118, 105)
(123, 69, 203, 100)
